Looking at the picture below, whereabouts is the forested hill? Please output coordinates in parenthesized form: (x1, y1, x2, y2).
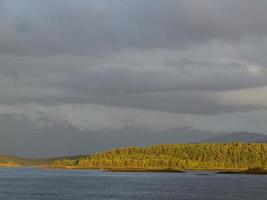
(51, 143, 267, 170)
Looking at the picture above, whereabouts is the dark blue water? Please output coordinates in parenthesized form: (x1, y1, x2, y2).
(0, 168, 266, 200)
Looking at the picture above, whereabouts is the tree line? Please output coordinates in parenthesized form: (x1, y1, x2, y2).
(51, 143, 267, 169)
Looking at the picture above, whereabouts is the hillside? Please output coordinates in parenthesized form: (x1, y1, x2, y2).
(51, 143, 267, 170)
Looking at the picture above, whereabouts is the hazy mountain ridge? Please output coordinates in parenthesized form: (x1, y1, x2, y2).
(0, 113, 266, 158)
(200, 132, 267, 143)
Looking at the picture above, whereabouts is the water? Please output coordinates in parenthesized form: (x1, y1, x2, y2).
(0, 168, 266, 200)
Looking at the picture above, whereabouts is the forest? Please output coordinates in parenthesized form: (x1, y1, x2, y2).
(50, 143, 267, 170)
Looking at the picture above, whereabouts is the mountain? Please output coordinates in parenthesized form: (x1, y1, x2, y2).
(1, 113, 266, 158)
(0, 114, 219, 158)
(0, 113, 93, 158)
(200, 132, 267, 143)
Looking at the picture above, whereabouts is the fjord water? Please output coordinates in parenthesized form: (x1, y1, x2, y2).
(0, 168, 266, 200)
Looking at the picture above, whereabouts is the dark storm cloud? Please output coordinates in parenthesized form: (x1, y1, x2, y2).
(1, 0, 267, 55)
(0, 53, 266, 110)
(0, 0, 267, 115)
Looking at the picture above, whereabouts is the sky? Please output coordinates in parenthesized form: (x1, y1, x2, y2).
(1, 0, 267, 134)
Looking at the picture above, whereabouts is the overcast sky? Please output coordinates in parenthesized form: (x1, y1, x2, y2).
(1, 0, 267, 133)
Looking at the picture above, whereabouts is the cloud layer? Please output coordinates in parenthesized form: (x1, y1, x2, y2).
(1, 0, 267, 132)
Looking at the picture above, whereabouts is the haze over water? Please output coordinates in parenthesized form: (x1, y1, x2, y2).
(0, 168, 266, 200)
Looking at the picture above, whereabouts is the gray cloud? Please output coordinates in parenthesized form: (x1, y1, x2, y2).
(1, 0, 267, 55)
(0, 50, 266, 115)
(0, 0, 267, 133)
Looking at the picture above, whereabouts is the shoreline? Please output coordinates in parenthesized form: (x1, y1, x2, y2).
(2, 166, 267, 175)
(217, 167, 267, 175)
(102, 168, 185, 173)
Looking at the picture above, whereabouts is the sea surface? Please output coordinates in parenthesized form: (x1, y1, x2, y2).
(0, 168, 266, 200)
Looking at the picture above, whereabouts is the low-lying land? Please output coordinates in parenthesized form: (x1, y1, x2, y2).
(0, 155, 52, 167)
(0, 155, 88, 168)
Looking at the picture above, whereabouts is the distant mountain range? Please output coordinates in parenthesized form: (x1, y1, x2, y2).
(0, 113, 266, 158)
(200, 132, 267, 143)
